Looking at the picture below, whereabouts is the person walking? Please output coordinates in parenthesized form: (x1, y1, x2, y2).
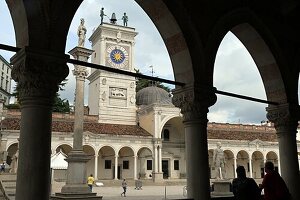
(0, 162, 5, 173)
(232, 166, 261, 200)
(259, 161, 291, 200)
(87, 174, 95, 192)
(121, 178, 127, 197)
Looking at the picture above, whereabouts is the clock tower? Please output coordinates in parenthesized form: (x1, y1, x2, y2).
(88, 22, 138, 125)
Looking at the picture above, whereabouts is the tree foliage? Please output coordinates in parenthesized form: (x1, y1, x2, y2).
(9, 79, 70, 113)
(135, 69, 171, 92)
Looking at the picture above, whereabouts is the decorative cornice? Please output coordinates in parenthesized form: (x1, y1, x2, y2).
(266, 104, 299, 134)
(10, 47, 69, 104)
(172, 84, 217, 122)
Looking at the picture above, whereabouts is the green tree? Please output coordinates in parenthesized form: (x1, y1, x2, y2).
(9, 79, 70, 113)
(135, 69, 171, 92)
(52, 93, 70, 113)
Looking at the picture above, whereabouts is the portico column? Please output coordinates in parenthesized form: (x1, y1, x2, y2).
(158, 146, 162, 173)
(249, 158, 253, 178)
(94, 155, 98, 180)
(277, 157, 281, 174)
(153, 143, 158, 173)
(114, 155, 118, 180)
(233, 156, 237, 178)
(267, 104, 300, 200)
(173, 85, 217, 200)
(11, 48, 69, 200)
(133, 155, 137, 180)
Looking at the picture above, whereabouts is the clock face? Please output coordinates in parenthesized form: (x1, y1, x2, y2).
(106, 45, 129, 69)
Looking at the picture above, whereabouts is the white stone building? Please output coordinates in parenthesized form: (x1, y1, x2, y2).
(0, 55, 12, 105)
(0, 22, 299, 183)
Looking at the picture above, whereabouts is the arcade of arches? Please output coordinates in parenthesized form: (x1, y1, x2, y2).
(3, 109, 293, 181)
(1, 0, 300, 200)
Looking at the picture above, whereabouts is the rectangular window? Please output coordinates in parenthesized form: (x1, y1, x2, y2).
(105, 160, 111, 169)
(174, 160, 179, 170)
(163, 129, 170, 141)
(123, 160, 129, 169)
(147, 160, 152, 170)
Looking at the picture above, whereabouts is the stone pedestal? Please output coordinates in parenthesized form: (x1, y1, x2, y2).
(50, 152, 102, 200)
(152, 172, 163, 182)
(211, 180, 233, 197)
(51, 192, 102, 200)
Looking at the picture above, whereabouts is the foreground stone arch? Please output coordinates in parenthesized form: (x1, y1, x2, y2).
(3, 1, 300, 200)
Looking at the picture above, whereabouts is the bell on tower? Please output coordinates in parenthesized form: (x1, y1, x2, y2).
(110, 13, 117, 24)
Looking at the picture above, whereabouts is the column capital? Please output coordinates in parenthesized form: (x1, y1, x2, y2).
(69, 47, 93, 79)
(11, 47, 69, 104)
(172, 84, 217, 122)
(266, 103, 299, 133)
(72, 67, 89, 79)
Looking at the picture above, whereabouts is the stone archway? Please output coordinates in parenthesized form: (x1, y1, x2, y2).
(83, 145, 96, 179)
(137, 147, 152, 179)
(6, 143, 18, 166)
(55, 144, 72, 155)
(236, 150, 250, 176)
(266, 151, 279, 171)
(98, 146, 116, 180)
(224, 150, 234, 179)
(118, 146, 135, 179)
(252, 151, 264, 178)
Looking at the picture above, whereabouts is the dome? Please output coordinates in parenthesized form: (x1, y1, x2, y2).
(136, 86, 172, 106)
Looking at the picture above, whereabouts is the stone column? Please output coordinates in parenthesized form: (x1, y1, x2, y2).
(154, 144, 158, 172)
(10, 47, 69, 200)
(233, 156, 237, 178)
(133, 155, 137, 180)
(249, 158, 253, 178)
(52, 47, 102, 199)
(158, 146, 162, 173)
(173, 84, 217, 200)
(278, 157, 281, 174)
(152, 140, 163, 181)
(114, 155, 118, 180)
(267, 104, 300, 200)
(94, 155, 98, 180)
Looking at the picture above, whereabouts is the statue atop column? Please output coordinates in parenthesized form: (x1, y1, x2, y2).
(213, 142, 226, 179)
(77, 18, 87, 47)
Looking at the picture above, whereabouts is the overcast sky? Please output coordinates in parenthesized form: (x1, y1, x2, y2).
(1, 0, 298, 125)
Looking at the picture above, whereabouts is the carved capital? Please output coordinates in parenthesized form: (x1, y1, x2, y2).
(172, 84, 217, 122)
(11, 47, 69, 104)
(266, 104, 299, 133)
(72, 66, 89, 78)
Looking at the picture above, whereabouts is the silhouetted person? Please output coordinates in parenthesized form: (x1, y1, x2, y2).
(259, 161, 291, 200)
(232, 166, 261, 200)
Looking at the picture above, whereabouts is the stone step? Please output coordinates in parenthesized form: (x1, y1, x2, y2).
(0, 173, 17, 200)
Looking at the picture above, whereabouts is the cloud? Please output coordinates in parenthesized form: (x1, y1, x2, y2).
(1, 1, 299, 124)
